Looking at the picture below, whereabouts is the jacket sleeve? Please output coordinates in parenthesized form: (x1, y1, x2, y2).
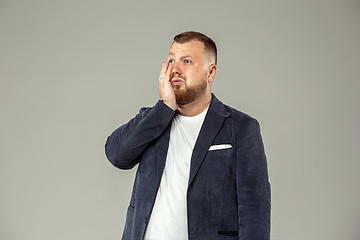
(105, 100, 175, 170)
(235, 118, 271, 240)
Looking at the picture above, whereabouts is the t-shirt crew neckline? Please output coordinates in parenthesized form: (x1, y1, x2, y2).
(176, 107, 209, 121)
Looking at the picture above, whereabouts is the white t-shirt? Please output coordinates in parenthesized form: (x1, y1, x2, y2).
(144, 108, 208, 240)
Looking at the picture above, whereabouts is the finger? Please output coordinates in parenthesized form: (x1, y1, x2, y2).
(159, 62, 168, 80)
(165, 63, 173, 79)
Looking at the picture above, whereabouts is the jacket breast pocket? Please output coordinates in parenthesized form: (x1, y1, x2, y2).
(202, 146, 235, 184)
(207, 146, 233, 162)
(209, 144, 232, 151)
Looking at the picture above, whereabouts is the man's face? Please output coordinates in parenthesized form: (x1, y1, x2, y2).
(167, 40, 210, 105)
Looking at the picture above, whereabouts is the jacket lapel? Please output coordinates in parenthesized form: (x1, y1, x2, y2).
(188, 95, 230, 187)
(155, 124, 172, 185)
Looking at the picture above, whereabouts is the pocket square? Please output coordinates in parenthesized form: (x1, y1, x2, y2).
(209, 144, 232, 151)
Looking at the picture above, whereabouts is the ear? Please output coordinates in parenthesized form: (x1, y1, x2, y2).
(207, 64, 217, 83)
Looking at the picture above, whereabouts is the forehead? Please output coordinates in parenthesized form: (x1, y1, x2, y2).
(168, 40, 205, 57)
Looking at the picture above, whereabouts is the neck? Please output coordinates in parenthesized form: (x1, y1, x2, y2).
(177, 92, 212, 117)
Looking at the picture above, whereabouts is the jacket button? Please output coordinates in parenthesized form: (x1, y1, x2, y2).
(144, 217, 148, 224)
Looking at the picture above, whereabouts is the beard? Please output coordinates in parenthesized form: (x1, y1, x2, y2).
(173, 77, 208, 105)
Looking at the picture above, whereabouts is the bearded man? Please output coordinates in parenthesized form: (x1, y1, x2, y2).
(105, 31, 271, 240)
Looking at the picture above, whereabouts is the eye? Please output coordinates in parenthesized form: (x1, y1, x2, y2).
(168, 59, 175, 64)
(184, 59, 192, 64)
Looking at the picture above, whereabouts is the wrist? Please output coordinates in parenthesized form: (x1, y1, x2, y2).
(162, 100, 178, 111)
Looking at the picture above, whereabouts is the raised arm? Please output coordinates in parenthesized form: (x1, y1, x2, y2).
(105, 62, 177, 169)
(105, 101, 175, 169)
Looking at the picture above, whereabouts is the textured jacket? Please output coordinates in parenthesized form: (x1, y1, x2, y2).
(105, 94, 271, 240)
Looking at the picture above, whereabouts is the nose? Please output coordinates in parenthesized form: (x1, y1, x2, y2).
(171, 62, 182, 76)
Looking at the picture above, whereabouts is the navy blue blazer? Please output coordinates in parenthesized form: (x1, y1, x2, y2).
(105, 94, 270, 240)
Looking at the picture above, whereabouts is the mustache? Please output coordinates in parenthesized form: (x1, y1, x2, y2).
(170, 74, 186, 81)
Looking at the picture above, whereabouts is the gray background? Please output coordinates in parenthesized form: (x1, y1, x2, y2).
(1, 0, 359, 239)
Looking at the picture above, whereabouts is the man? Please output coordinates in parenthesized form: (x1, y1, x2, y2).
(105, 31, 271, 240)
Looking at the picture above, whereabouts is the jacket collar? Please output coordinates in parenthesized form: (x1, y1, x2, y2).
(208, 93, 230, 118)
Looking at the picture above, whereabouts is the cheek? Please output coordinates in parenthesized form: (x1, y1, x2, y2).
(187, 67, 202, 77)
(183, 66, 207, 82)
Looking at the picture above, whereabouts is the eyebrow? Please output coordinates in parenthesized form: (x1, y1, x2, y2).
(168, 53, 193, 59)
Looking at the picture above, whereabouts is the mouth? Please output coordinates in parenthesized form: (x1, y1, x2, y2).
(170, 78, 185, 86)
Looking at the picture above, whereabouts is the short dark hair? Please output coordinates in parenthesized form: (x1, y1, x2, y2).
(173, 31, 217, 65)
